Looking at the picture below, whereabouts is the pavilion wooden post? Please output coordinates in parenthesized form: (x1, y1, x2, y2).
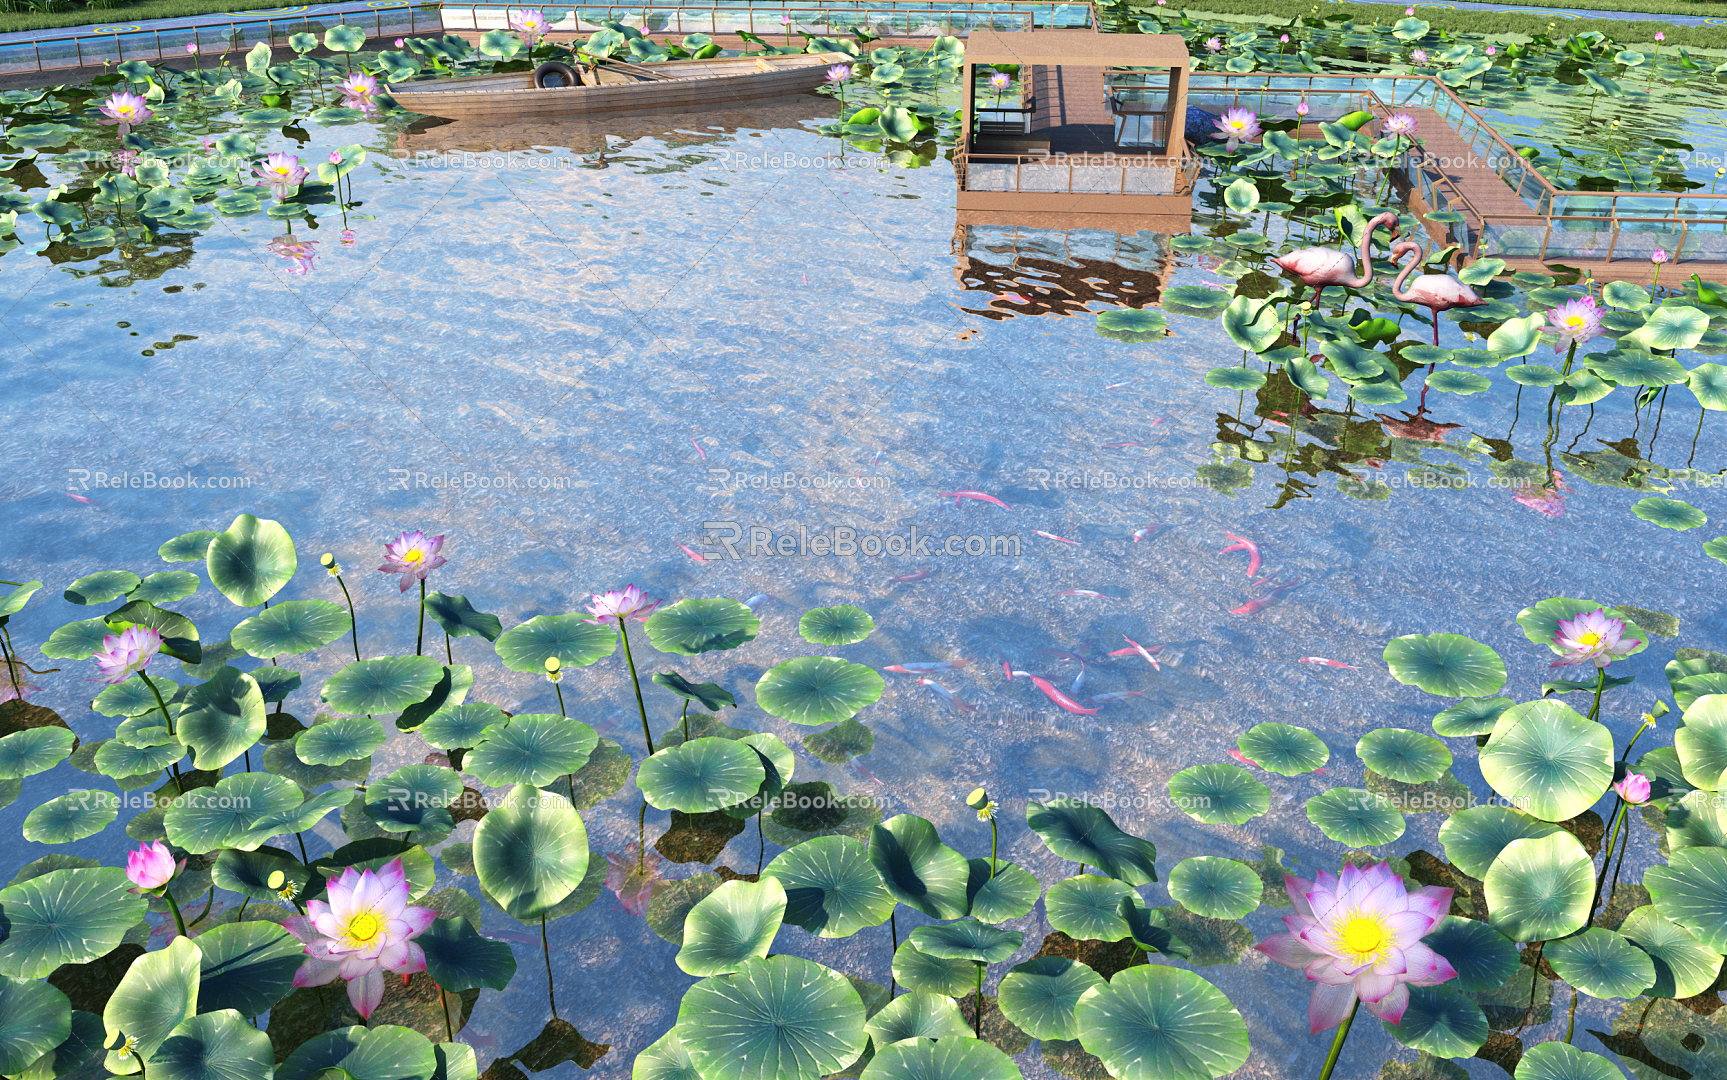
(1165, 62, 1186, 152)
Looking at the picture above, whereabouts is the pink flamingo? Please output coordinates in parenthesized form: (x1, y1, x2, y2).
(1389, 239, 1487, 345)
(1271, 210, 1400, 308)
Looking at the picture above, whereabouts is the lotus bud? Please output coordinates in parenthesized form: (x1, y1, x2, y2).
(1614, 773, 1652, 805)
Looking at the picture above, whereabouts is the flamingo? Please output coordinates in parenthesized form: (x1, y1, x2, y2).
(1389, 239, 1487, 345)
(1271, 210, 1400, 309)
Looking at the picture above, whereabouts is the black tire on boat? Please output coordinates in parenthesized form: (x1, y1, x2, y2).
(534, 61, 583, 88)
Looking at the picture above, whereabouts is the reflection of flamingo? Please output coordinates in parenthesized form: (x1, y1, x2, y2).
(1271, 211, 1400, 308)
(1390, 239, 1488, 345)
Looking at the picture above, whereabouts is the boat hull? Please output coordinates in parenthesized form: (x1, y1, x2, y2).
(391, 53, 850, 120)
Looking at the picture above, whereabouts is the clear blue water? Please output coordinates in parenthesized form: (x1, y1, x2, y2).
(2, 71, 1726, 1079)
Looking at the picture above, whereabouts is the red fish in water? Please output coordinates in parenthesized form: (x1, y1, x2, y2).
(1227, 749, 1261, 768)
(1231, 580, 1303, 615)
(1058, 589, 1105, 597)
(941, 490, 1013, 512)
(675, 541, 707, 562)
(916, 678, 977, 713)
(1085, 691, 1146, 703)
(1108, 637, 1163, 671)
(851, 760, 885, 786)
(1104, 380, 1136, 389)
(1299, 657, 1358, 670)
(992, 646, 1014, 681)
(66, 492, 97, 505)
(690, 438, 707, 459)
(884, 660, 971, 674)
(887, 570, 933, 584)
(1013, 671, 1099, 715)
(1035, 530, 1079, 545)
(1219, 532, 1261, 577)
(1131, 525, 1166, 542)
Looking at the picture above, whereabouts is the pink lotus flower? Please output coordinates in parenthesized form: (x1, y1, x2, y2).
(98, 91, 153, 135)
(1256, 861, 1457, 1032)
(112, 149, 139, 177)
(583, 585, 660, 622)
(1405, 5, 1414, 12)
(987, 72, 1010, 91)
(1212, 107, 1262, 151)
(267, 234, 318, 275)
(1297, 101, 1309, 117)
(1654, 31, 1665, 41)
(255, 152, 309, 200)
(1548, 295, 1603, 350)
(341, 229, 357, 245)
(1485, 44, 1496, 55)
(1551, 608, 1641, 668)
(126, 841, 183, 890)
(1382, 113, 1417, 137)
(508, 8, 550, 45)
(1412, 48, 1429, 63)
(339, 73, 378, 102)
(1204, 36, 1222, 52)
(285, 859, 436, 1018)
(1652, 248, 1669, 264)
(93, 625, 162, 684)
(604, 844, 663, 917)
(186, 42, 199, 54)
(1280, 33, 1289, 42)
(379, 530, 447, 591)
(826, 63, 851, 83)
(395, 37, 406, 46)
(1615, 773, 1652, 805)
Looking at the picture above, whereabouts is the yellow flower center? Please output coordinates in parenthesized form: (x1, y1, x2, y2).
(347, 912, 381, 943)
(1342, 916, 1384, 955)
(404, 550, 423, 564)
(1578, 632, 1601, 647)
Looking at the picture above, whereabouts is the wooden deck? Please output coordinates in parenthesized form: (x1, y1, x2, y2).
(1027, 64, 1115, 156)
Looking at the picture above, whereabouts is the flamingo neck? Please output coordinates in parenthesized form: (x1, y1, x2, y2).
(1392, 242, 1427, 301)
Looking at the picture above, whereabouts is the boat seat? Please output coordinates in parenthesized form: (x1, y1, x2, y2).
(970, 136, 1051, 158)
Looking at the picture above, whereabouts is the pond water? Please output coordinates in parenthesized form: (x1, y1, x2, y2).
(3, 26, 1727, 1080)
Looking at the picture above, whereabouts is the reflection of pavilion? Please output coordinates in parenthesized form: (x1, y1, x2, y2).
(950, 220, 1171, 320)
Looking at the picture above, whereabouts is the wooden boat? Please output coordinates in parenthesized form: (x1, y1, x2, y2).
(390, 52, 854, 120)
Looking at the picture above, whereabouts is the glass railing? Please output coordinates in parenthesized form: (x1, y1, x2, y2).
(443, 0, 1057, 31)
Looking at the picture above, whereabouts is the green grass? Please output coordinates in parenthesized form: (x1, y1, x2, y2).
(1141, 0, 1727, 48)
(0, 0, 432, 36)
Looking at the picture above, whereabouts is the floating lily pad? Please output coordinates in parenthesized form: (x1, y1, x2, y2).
(1205, 367, 1267, 390)
(1506, 364, 1565, 387)
(0, 726, 74, 779)
(1307, 787, 1405, 846)
(1479, 700, 1613, 822)
(676, 956, 866, 1080)
(1646, 845, 1727, 954)
(1044, 875, 1132, 941)
(763, 835, 894, 939)
(1634, 497, 1707, 530)
(1026, 800, 1159, 883)
(997, 957, 1104, 1042)
(464, 713, 596, 788)
(1166, 857, 1260, 919)
(23, 790, 118, 844)
(638, 737, 765, 814)
(678, 878, 787, 977)
(1235, 723, 1328, 776)
(65, 571, 140, 606)
(1348, 380, 1409, 406)
(1074, 964, 1249, 1080)
(1161, 285, 1231, 318)
(1357, 728, 1452, 783)
(646, 599, 760, 655)
(206, 514, 296, 608)
(231, 599, 351, 658)
(493, 613, 617, 672)
(1383, 633, 1505, 697)
(1546, 927, 1656, 1000)
(0, 867, 146, 979)
(1438, 806, 1563, 879)
(1166, 764, 1270, 826)
(1431, 697, 1513, 738)
(756, 657, 884, 726)
(1618, 904, 1724, 998)
(472, 784, 589, 921)
(892, 941, 979, 996)
(1380, 985, 1487, 1058)
(296, 713, 386, 766)
(910, 919, 1022, 963)
(320, 655, 443, 716)
(1421, 915, 1518, 994)
(1426, 370, 1491, 395)
(1482, 831, 1593, 942)
(799, 606, 875, 646)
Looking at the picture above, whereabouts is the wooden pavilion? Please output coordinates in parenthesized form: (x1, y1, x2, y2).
(956, 28, 1199, 227)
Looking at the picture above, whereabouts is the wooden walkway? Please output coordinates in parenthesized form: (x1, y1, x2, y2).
(1028, 64, 1115, 155)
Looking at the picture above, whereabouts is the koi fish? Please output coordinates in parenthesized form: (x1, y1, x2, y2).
(1069, 667, 1086, 695)
(916, 678, 977, 713)
(1131, 525, 1166, 542)
(1249, 574, 1281, 588)
(742, 594, 773, 611)
(1104, 380, 1136, 389)
(1299, 657, 1358, 670)
(690, 438, 707, 459)
(675, 541, 707, 562)
(1231, 580, 1303, 615)
(873, 450, 884, 465)
(1035, 530, 1079, 545)
(66, 492, 97, 504)
(887, 570, 933, 584)
(1109, 636, 1163, 671)
(1036, 648, 1087, 667)
(1220, 532, 1261, 577)
(1086, 691, 1146, 703)
(940, 490, 1013, 512)
(992, 646, 1014, 681)
(1013, 671, 1099, 715)
(1058, 589, 1105, 597)
(884, 660, 971, 674)
(1005, 292, 1030, 304)
(1227, 749, 1261, 768)
(1101, 441, 1147, 448)
(851, 760, 885, 786)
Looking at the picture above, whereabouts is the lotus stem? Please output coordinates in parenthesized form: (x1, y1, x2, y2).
(331, 569, 361, 661)
(439, 985, 456, 1042)
(554, 680, 567, 719)
(681, 700, 690, 743)
(190, 885, 215, 926)
(542, 913, 558, 1019)
(1606, 809, 1633, 928)
(0, 633, 20, 699)
(1315, 998, 1359, 1080)
(889, 911, 898, 998)
(236, 896, 248, 920)
(617, 616, 654, 756)
(416, 578, 427, 657)
(138, 671, 176, 737)
(988, 819, 998, 877)
(244, 750, 251, 772)
(445, 632, 453, 665)
(1586, 666, 1607, 720)
(1566, 987, 1578, 1043)
(758, 809, 765, 875)
(162, 886, 188, 940)
(975, 963, 985, 1039)
(296, 832, 309, 863)
(1514, 942, 1546, 1035)
(1588, 800, 1628, 927)
(639, 797, 648, 873)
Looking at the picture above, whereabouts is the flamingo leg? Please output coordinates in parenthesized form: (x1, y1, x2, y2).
(1431, 308, 1440, 346)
